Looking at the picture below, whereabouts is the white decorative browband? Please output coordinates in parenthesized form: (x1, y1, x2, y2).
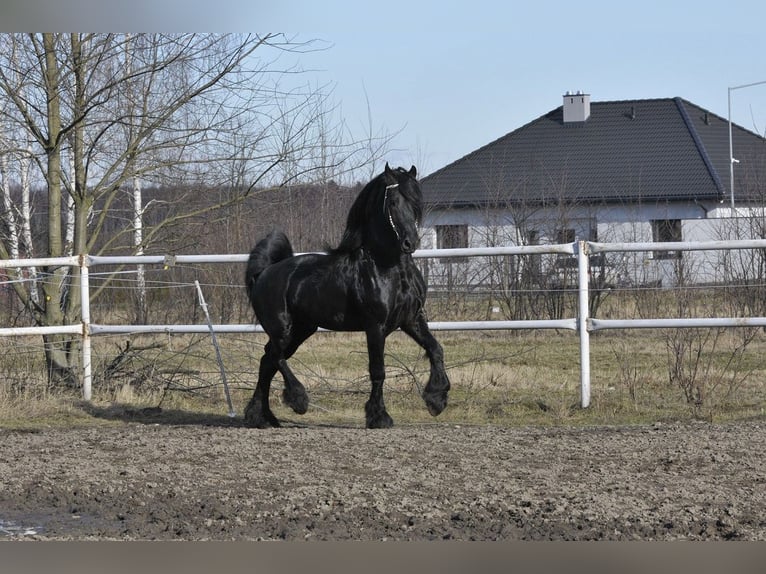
(384, 183, 401, 240)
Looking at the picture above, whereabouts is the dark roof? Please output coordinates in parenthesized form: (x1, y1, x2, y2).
(421, 97, 766, 208)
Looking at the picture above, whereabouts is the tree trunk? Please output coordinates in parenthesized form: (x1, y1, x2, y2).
(133, 175, 148, 324)
(20, 145, 40, 305)
(39, 34, 76, 385)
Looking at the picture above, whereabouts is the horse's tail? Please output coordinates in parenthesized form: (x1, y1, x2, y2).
(245, 230, 294, 310)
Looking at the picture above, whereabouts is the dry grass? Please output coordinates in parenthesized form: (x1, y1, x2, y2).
(1, 328, 765, 430)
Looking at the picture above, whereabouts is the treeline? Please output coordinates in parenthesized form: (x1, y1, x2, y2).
(6, 179, 361, 259)
(2, 181, 361, 326)
(120, 181, 359, 325)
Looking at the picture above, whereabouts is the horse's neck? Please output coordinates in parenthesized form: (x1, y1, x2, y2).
(358, 246, 412, 271)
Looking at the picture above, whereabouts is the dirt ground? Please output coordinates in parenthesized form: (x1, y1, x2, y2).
(1, 414, 765, 541)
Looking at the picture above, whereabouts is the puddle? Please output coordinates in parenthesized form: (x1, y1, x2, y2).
(0, 519, 42, 538)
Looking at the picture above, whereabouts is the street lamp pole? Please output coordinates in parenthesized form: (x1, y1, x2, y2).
(728, 79, 766, 211)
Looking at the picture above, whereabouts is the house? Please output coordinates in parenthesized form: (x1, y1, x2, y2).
(419, 93, 766, 287)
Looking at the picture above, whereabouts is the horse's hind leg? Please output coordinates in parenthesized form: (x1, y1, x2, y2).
(275, 325, 316, 414)
(245, 325, 315, 428)
(244, 342, 281, 428)
(277, 359, 309, 415)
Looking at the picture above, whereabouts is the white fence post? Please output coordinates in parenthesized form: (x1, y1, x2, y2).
(79, 255, 92, 401)
(577, 241, 591, 408)
(195, 280, 236, 417)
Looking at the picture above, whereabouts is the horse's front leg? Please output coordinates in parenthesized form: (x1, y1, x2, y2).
(402, 311, 450, 416)
(364, 327, 393, 429)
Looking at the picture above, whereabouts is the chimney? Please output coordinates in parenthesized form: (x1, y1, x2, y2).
(563, 91, 591, 123)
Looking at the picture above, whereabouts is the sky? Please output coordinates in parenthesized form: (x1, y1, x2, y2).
(3, 0, 766, 177)
(298, 0, 766, 176)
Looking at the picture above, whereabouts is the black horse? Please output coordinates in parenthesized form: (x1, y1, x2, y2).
(244, 163, 450, 429)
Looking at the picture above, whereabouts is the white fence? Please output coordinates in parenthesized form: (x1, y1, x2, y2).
(4, 239, 766, 408)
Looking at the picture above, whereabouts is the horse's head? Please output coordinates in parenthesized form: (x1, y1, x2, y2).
(333, 163, 423, 262)
(380, 163, 422, 255)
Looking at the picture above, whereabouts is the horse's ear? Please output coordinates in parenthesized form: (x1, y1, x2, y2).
(409, 165, 417, 178)
(385, 162, 393, 175)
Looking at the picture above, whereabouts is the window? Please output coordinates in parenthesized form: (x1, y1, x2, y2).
(555, 228, 577, 268)
(436, 224, 468, 249)
(556, 228, 576, 244)
(524, 229, 540, 246)
(651, 219, 682, 259)
(521, 229, 542, 282)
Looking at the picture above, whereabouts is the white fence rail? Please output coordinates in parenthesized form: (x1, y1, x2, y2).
(3, 239, 766, 408)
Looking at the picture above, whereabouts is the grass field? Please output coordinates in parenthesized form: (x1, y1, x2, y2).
(2, 326, 765, 430)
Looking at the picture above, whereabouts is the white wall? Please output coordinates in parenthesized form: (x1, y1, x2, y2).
(422, 202, 762, 286)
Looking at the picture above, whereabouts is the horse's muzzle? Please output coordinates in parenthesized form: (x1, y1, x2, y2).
(401, 237, 418, 254)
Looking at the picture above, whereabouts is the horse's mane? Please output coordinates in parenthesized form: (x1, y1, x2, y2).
(330, 165, 422, 255)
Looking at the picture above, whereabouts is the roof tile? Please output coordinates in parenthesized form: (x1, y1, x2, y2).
(422, 97, 766, 207)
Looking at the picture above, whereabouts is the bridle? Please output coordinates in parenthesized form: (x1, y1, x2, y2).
(384, 183, 401, 242)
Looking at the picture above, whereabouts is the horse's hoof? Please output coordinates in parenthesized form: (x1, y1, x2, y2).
(244, 417, 280, 429)
(283, 386, 309, 415)
(423, 391, 448, 417)
(366, 411, 394, 429)
(244, 406, 280, 429)
(365, 399, 393, 429)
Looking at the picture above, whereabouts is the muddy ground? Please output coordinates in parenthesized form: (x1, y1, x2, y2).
(1, 413, 765, 541)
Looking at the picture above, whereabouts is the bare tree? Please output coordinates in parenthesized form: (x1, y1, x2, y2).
(0, 33, 369, 387)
